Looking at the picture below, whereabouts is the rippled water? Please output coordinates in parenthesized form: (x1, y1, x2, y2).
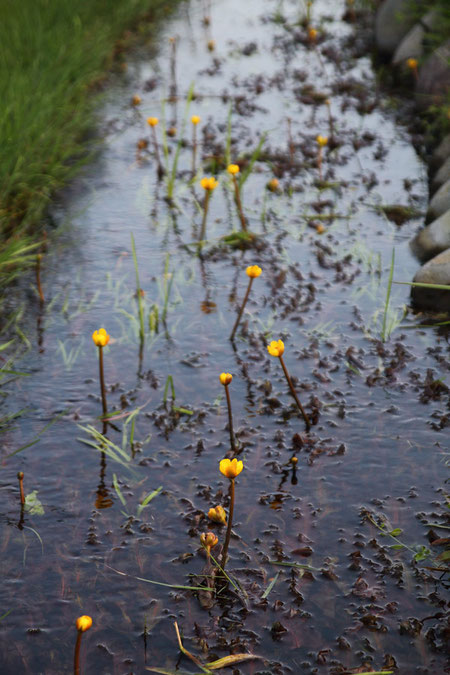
(1, 0, 448, 673)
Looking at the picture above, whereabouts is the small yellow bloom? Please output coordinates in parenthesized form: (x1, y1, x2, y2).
(147, 117, 159, 127)
(200, 531, 219, 550)
(191, 115, 201, 125)
(316, 223, 326, 234)
(207, 40, 215, 52)
(227, 164, 240, 175)
(208, 505, 227, 525)
(76, 616, 93, 633)
(219, 457, 243, 479)
(291, 456, 298, 465)
(308, 28, 318, 40)
(132, 95, 141, 106)
(200, 176, 218, 191)
(267, 339, 284, 357)
(220, 372, 233, 386)
(246, 265, 262, 278)
(92, 328, 110, 347)
(267, 178, 279, 192)
(316, 135, 328, 147)
(407, 58, 418, 71)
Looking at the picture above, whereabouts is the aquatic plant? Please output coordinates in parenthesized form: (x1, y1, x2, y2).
(308, 26, 317, 43)
(92, 328, 110, 417)
(230, 265, 262, 341)
(267, 339, 311, 430)
(200, 531, 218, 560)
(227, 163, 247, 232)
(219, 372, 236, 452)
(316, 134, 328, 180)
(406, 57, 418, 79)
(17, 471, 25, 506)
(74, 615, 92, 675)
(219, 457, 243, 572)
(147, 116, 162, 175)
(191, 114, 200, 174)
(199, 176, 218, 243)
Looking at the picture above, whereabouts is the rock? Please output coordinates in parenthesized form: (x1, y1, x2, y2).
(375, 0, 425, 56)
(431, 134, 450, 169)
(411, 210, 450, 261)
(415, 40, 450, 111)
(392, 23, 424, 64)
(431, 156, 450, 193)
(411, 248, 450, 312)
(428, 179, 450, 221)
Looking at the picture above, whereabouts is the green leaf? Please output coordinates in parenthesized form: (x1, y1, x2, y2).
(207, 654, 262, 669)
(389, 528, 403, 536)
(137, 485, 162, 517)
(24, 490, 44, 516)
(261, 571, 280, 599)
(390, 544, 405, 550)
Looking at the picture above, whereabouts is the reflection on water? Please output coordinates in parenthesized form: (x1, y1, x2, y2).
(0, 0, 448, 673)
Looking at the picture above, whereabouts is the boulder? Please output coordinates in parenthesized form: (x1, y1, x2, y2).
(431, 134, 450, 169)
(392, 23, 424, 64)
(375, 0, 425, 56)
(431, 156, 450, 193)
(411, 248, 450, 312)
(411, 209, 450, 261)
(428, 179, 450, 221)
(415, 40, 450, 111)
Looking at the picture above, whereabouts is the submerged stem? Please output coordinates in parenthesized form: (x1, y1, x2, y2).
(278, 354, 310, 430)
(224, 384, 236, 453)
(98, 346, 108, 418)
(230, 276, 253, 341)
(73, 631, 82, 675)
(220, 478, 235, 572)
(232, 175, 247, 232)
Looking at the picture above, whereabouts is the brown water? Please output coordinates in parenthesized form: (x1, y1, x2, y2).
(1, 0, 449, 673)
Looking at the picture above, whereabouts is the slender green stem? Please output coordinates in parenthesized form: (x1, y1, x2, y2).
(220, 478, 235, 572)
(381, 248, 395, 342)
(199, 189, 211, 243)
(232, 175, 247, 232)
(74, 631, 82, 675)
(224, 384, 236, 453)
(230, 277, 253, 341)
(98, 346, 108, 418)
(278, 354, 310, 430)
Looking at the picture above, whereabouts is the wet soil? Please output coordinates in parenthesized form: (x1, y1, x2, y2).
(0, 1, 448, 673)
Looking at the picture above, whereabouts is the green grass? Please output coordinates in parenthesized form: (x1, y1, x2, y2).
(0, 0, 183, 278)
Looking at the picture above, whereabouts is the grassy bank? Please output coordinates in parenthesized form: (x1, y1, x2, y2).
(0, 0, 182, 287)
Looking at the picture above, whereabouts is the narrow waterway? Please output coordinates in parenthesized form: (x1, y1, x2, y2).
(1, 1, 448, 673)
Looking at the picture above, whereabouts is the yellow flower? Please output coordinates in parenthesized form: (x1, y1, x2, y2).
(208, 505, 227, 525)
(191, 115, 201, 125)
(92, 328, 110, 347)
(246, 265, 262, 278)
(316, 135, 328, 147)
(147, 117, 159, 127)
(220, 372, 233, 386)
(291, 456, 298, 465)
(267, 178, 279, 192)
(76, 616, 93, 633)
(200, 177, 218, 191)
(407, 58, 418, 70)
(227, 164, 240, 175)
(267, 339, 284, 357)
(132, 95, 141, 106)
(200, 531, 218, 550)
(219, 457, 243, 479)
(308, 28, 318, 40)
(207, 40, 215, 52)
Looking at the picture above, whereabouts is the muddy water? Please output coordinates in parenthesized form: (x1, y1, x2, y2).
(1, 0, 448, 673)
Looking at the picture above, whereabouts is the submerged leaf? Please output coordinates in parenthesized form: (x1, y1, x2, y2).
(24, 490, 44, 516)
(206, 654, 262, 669)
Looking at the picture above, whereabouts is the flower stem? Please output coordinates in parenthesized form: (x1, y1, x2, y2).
(220, 478, 235, 572)
(17, 471, 25, 506)
(192, 126, 197, 176)
(224, 384, 236, 453)
(199, 189, 211, 243)
(98, 346, 108, 418)
(278, 354, 310, 430)
(232, 175, 247, 232)
(74, 631, 82, 675)
(230, 276, 253, 341)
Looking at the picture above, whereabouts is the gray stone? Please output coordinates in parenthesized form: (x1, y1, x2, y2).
(411, 248, 450, 312)
(431, 134, 450, 169)
(411, 209, 450, 261)
(375, 0, 425, 56)
(428, 179, 450, 220)
(431, 156, 450, 193)
(392, 23, 424, 65)
(415, 40, 450, 111)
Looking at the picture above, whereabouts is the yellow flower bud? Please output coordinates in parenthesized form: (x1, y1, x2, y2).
(191, 115, 201, 125)
(132, 95, 141, 106)
(200, 177, 218, 191)
(219, 372, 233, 386)
(208, 505, 227, 525)
(267, 178, 279, 192)
(316, 135, 328, 147)
(227, 164, 240, 175)
(246, 265, 262, 278)
(147, 117, 159, 127)
(92, 328, 110, 347)
(219, 457, 243, 479)
(200, 531, 218, 550)
(167, 127, 177, 137)
(308, 28, 318, 40)
(76, 616, 93, 633)
(291, 456, 298, 465)
(407, 58, 418, 71)
(207, 40, 215, 52)
(267, 339, 284, 357)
